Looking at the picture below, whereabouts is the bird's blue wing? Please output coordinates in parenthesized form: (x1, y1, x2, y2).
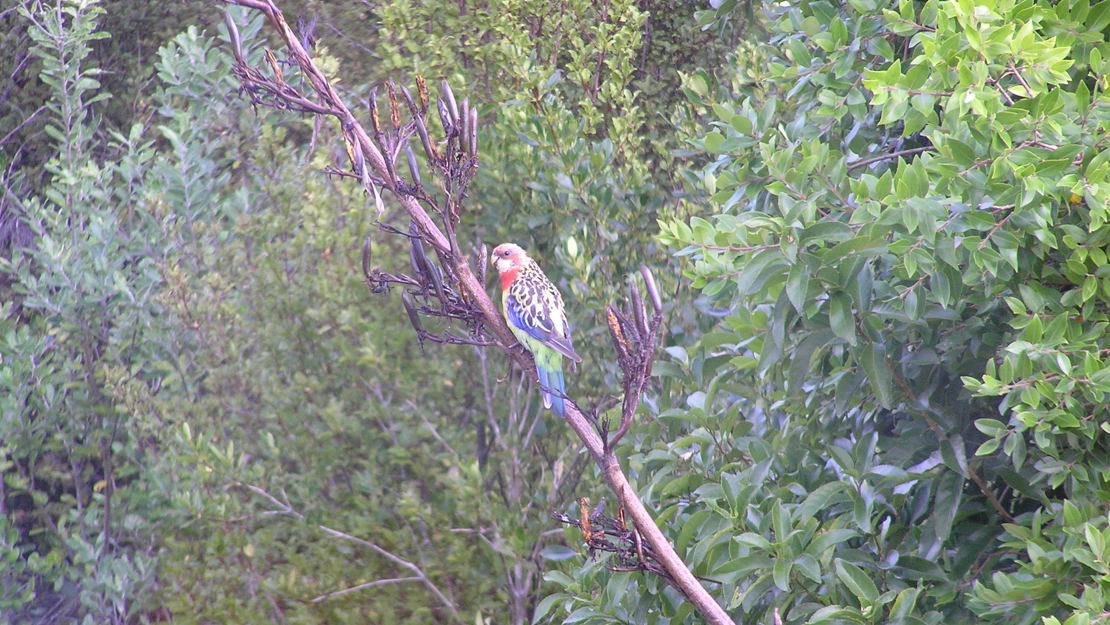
(505, 291, 551, 343)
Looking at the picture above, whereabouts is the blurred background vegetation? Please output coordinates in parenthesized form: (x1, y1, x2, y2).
(2, 0, 1109, 624)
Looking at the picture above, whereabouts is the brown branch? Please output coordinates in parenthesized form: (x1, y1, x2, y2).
(1008, 62, 1035, 99)
(218, 3, 732, 623)
(558, 403, 733, 623)
(316, 524, 460, 619)
(0, 104, 46, 150)
(885, 359, 1015, 523)
(310, 576, 423, 603)
(222, 0, 451, 253)
(239, 481, 461, 619)
(847, 145, 935, 171)
(977, 209, 1015, 250)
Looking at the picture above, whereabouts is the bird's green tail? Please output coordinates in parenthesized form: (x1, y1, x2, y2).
(537, 364, 567, 417)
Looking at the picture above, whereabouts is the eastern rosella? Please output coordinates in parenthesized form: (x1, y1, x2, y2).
(492, 243, 581, 416)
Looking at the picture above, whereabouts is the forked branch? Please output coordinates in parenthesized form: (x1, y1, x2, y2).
(238, 482, 460, 618)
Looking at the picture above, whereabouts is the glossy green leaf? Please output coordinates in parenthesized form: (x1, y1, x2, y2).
(835, 558, 880, 605)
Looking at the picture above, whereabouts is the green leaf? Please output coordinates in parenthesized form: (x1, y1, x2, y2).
(975, 438, 1000, 456)
(861, 343, 894, 408)
(734, 532, 773, 551)
(893, 555, 950, 582)
(974, 418, 1006, 436)
(822, 237, 888, 263)
(835, 558, 880, 605)
(829, 294, 856, 343)
(940, 434, 969, 478)
(1085, 524, 1107, 561)
(788, 329, 835, 395)
(798, 481, 849, 521)
(565, 235, 578, 258)
(772, 557, 793, 591)
(931, 471, 964, 545)
(808, 528, 859, 555)
(889, 586, 921, 620)
(807, 605, 868, 625)
(734, 249, 787, 295)
(531, 593, 565, 623)
(539, 545, 577, 561)
(786, 262, 811, 313)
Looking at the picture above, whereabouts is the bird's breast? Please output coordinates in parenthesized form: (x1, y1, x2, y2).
(499, 267, 521, 291)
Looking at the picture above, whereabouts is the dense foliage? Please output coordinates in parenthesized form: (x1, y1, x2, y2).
(1, 1, 735, 624)
(3, 0, 1110, 624)
(657, 0, 1110, 623)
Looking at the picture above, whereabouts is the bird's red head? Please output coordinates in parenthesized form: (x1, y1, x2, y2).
(491, 243, 529, 272)
(491, 243, 528, 288)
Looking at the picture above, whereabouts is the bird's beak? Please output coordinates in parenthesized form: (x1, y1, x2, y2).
(490, 253, 498, 266)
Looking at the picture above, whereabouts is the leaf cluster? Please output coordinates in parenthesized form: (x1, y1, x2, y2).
(650, 0, 1110, 623)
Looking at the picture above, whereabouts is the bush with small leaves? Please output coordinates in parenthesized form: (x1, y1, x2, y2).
(654, 0, 1110, 623)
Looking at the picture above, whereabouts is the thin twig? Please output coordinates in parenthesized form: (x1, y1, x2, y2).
(847, 145, 935, 171)
(0, 104, 46, 149)
(885, 359, 1015, 523)
(241, 481, 461, 620)
(317, 524, 460, 618)
(310, 576, 422, 603)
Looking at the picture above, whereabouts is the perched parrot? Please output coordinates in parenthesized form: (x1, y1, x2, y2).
(491, 243, 581, 416)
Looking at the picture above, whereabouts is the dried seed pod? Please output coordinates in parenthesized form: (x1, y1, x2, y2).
(477, 244, 488, 285)
(416, 75, 429, 112)
(224, 10, 244, 62)
(630, 278, 648, 345)
(607, 306, 629, 362)
(409, 222, 445, 301)
(386, 80, 401, 129)
(361, 237, 372, 281)
(436, 98, 452, 134)
(368, 87, 381, 135)
(348, 138, 365, 176)
(408, 223, 425, 278)
(401, 292, 424, 337)
(425, 256, 445, 303)
(381, 143, 398, 191)
(401, 85, 418, 117)
(578, 497, 592, 542)
(341, 132, 357, 169)
(615, 305, 641, 349)
(640, 265, 662, 314)
(265, 48, 284, 84)
(409, 221, 428, 266)
(406, 144, 423, 187)
(414, 114, 437, 163)
(441, 79, 460, 123)
(296, 14, 317, 53)
(360, 146, 384, 217)
(460, 98, 472, 155)
(468, 106, 478, 155)
(371, 183, 385, 217)
(591, 498, 607, 518)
